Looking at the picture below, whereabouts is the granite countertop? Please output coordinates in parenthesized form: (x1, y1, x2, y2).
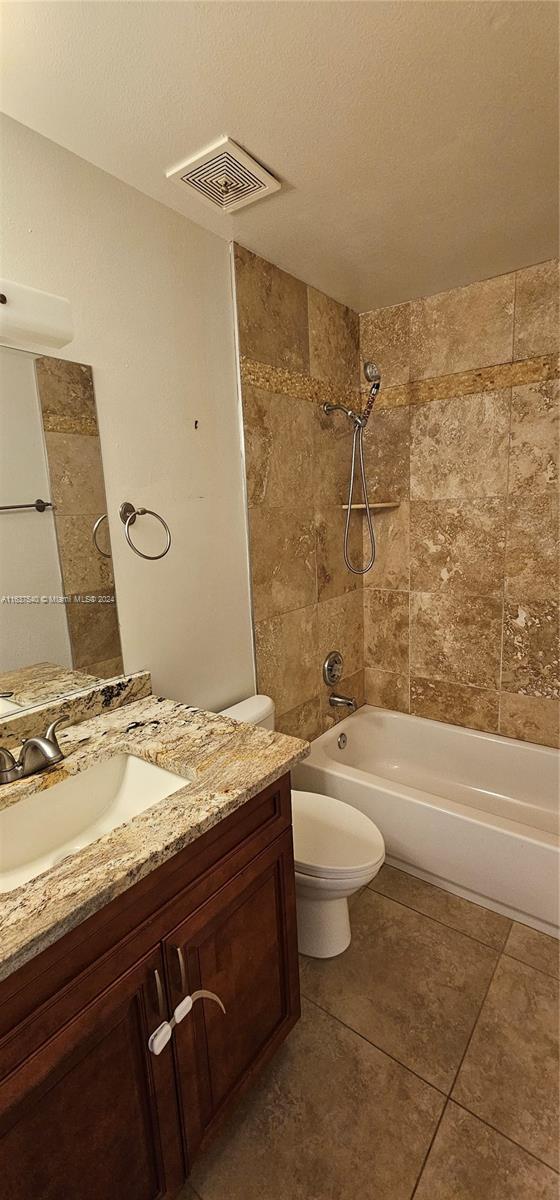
(0, 696, 308, 982)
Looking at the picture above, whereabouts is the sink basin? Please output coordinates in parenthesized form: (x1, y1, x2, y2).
(0, 754, 186, 892)
(0, 696, 21, 716)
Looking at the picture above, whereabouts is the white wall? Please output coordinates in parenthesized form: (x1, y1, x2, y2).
(0, 114, 255, 710)
(0, 347, 71, 671)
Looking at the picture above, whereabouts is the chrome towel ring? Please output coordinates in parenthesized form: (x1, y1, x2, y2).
(92, 513, 111, 558)
(119, 501, 171, 561)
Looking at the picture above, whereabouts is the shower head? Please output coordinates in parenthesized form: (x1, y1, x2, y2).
(363, 361, 380, 384)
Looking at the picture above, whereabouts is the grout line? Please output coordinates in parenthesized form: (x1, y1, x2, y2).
(365, 881, 511, 952)
(451, 1099, 560, 1175)
(501, 949, 560, 983)
(301, 992, 448, 1098)
(409, 1098, 450, 1199)
(497, 377, 514, 735)
(447, 947, 503, 1096)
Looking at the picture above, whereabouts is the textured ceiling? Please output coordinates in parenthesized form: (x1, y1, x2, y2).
(1, 1, 558, 311)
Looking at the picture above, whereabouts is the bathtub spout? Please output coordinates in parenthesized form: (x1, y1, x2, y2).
(329, 693, 358, 712)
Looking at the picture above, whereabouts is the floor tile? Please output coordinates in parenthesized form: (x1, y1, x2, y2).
(369, 865, 511, 950)
(189, 999, 443, 1200)
(299, 889, 498, 1092)
(504, 922, 560, 979)
(414, 1101, 559, 1200)
(453, 956, 559, 1169)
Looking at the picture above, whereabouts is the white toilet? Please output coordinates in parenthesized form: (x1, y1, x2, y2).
(220, 695, 385, 958)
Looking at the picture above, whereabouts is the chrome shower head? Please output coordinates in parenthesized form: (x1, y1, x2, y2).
(363, 361, 381, 397)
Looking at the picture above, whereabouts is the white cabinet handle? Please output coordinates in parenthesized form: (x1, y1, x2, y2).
(148, 988, 226, 1055)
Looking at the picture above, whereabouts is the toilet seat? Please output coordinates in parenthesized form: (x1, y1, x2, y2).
(291, 790, 385, 880)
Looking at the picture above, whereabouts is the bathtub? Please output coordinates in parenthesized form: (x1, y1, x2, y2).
(293, 706, 559, 937)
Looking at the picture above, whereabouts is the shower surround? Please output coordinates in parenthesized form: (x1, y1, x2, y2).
(233, 247, 559, 748)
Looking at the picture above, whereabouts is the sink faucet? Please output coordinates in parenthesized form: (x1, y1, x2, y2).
(328, 693, 358, 712)
(0, 719, 65, 785)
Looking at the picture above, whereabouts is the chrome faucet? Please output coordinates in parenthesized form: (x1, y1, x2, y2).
(328, 693, 358, 712)
(0, 719, 65, 785)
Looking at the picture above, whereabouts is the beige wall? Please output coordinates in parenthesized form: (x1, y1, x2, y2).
(235, 246, 558, 749)
(1, 115, 255, 711)
(234, 245, 364, 740)
(360, 260, 559, 748)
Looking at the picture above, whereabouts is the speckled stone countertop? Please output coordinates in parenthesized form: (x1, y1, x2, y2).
(0, 696, 308, 982)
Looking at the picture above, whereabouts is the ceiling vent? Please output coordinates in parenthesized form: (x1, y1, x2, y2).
(166, 137, 281, 213)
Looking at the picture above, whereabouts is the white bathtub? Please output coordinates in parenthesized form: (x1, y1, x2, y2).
(293, 706, 560, 937)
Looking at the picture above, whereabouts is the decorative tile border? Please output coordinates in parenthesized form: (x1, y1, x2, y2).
(241, 352, 560, 411)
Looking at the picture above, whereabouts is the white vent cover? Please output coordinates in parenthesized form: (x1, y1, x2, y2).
(166, 137, 281, 213)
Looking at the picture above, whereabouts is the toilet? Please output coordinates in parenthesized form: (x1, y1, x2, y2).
(220, 695, 385, 958)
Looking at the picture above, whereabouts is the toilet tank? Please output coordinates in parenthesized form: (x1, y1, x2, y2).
(220, 694, 275, 730)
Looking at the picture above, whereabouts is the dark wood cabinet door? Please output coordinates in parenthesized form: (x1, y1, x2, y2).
(165, 830, 300, 1163)
(0, 947, 184, 1200)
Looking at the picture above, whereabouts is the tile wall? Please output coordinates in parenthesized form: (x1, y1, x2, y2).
(35, 356, 124, 676)
(234, 248, 559, 747)
(234, 245, 363, 740)
(360, 259, 559, 747)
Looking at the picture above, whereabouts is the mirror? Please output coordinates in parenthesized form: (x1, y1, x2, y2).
(0, 346, 125, 715)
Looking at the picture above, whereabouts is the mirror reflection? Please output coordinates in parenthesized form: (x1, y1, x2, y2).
(0, 346, 124, 714)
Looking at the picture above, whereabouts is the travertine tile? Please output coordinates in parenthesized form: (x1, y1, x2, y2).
(300, 889, 497, 1092)
(315, 506, 361, 601)
(363, 406, 410, 501)
(86, 657, 124, 679)
(234, 244, 309, 372)
(320, 669, 365, 728)
(509, 380, 559, 495)
(65, 589, 122, 670)
(45, 431, 108, 514)
(410, 499, 505, 596)
(376, 354, 559, 411)
(255, 605, 318, 716)
(505, 923, 559, 980)
(35, 356, 98, 434)
(364, 590, 409, 673)
(410, 593, 502, 689)
(242, 385, 314, 509)
(317, 591, 364, 678)
(314, 403, 355, 506)
(359, 302, 410, 387)
(501, 599, 559, 698)
(369, 866, 510, 949)
(453, 956, 559, 1168)
(410, 678, 499, 733)
(365, 501, 409, 590)
(56, 514, 115, 594)
(307, 287, 359, 386)
(505, 495, 559, 601)
(249, 507, 316, 621)
(365, 668, 410, 713)
(514, 260, 560, 361)
(276, 695, 322, 742)
(499, 692, 560, 748)
(409, 273, 515, 380)
(414, 1102, 559, 1200)
(410, 391, 510, 500)
(190, 999, 443, 1200)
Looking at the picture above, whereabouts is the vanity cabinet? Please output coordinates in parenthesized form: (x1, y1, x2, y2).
(0, 773, 299, 1198)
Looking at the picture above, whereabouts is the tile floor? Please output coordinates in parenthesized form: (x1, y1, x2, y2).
(183, 865, 559, 1200)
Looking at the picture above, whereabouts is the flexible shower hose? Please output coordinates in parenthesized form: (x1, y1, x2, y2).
(344, 419, 376, 575)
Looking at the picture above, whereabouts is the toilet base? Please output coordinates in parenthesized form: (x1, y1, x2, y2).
(296, 894, 351, 958)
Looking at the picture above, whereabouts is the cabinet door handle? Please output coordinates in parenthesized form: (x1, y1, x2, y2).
(153, 968, 166, 1019)
(174, 944, 187, 994)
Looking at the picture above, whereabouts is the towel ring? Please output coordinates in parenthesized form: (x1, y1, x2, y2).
(119, 501, 171, 561)
(92, 513, 112, 558)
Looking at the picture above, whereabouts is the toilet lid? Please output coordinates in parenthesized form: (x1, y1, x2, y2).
(291, 790, 385, 879)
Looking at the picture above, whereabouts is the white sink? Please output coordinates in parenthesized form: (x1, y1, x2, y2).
(0, 754, 186, 892)
(0, 696, 21, 716)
